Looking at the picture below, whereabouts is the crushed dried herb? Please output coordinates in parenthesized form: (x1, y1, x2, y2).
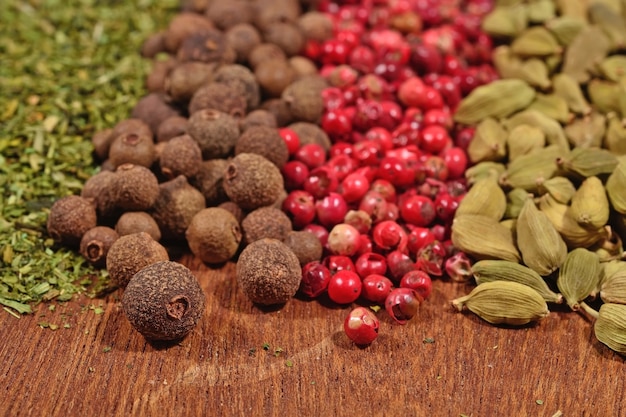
(0, 0, 176, 315)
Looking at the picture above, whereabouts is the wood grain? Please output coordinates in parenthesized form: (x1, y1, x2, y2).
(0, 254, 623, 417)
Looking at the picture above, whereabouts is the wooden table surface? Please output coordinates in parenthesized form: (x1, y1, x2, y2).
(0, 253, 623, 417)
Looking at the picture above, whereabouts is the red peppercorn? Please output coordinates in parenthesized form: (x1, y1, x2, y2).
(344, 306, 379, 345)
(354, 252, 387, 278)
(281, 161, 310, 191)
(327, 223, 361, 256)
(399, 194, 436, 227)
(340, 172, 370, 203)
(295, 143, 327, 169)
(304, 166, 339, 199)
(282, 190, 316, 229)
(400, 270, 433, 300)
(328, 270, 362, 304)
(372, 220, 408, 252)
(316, 192, 349, 227)
(300, 261, 332, 298)
(361, 274, 393, 304)
(385, 287, 422, 324)
(324, 255, 356, 275)
(278, 128, 301, 156)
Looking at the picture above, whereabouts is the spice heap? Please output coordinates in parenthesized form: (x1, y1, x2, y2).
(449, 0, 626, 355)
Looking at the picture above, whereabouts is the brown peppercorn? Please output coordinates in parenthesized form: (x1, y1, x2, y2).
(262, 22, 304, 57)
(254, 59, 296, 98)
(164, 61, 218, 103)
(288, 121, 332, 151)
(239, 109, 277, 132)
(115, 211, 162, 242)
(223, 153, 284, 210)
(225, 23, 262, 63)
(187, 109, 240, 159)
(108, 132, 156, 169)
(156, 116, 188, 143)
(111, 118, 153, 141)
(131, 92, 181, 135)
(247, 43, 287, 69)
(186, 207, 242, 264)
(122, 261, 205, 341)
(181, 0, 209, 13)
(242, 206, 292, 245)
(176, 31, 236, 65)
(289, 56, 318, 79)
(141, 31, 167, 58)
(79, 226, 119, 267)
(282, 230, 323, 266)
(213, 64, 260, 111)
(297, 11, 333, 42)
(159, 134, 203, 179)
(106, 232, 170, 288)
(261, 98, 293, 127)
(188, 83, 246, 117)
(150, 175, 206, 242)
(217, 201, 245, 224)
(191, 158, 229, 206)
(91, 128, 113, 161)
(164, 12, 215, 53)
(113, 163, 160, 212)
(254, 0, 301, 31)
(47, 195, 98, 248)
(235, 125, 289, 168)
(81, 170, 116, 217)
(146, 57, 177, 93)
(205, 0, 253, 30)
(236, 238, 301, 305)
(282, 77, 326, 123)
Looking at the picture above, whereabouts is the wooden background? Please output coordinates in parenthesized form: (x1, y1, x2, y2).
(0, 253, 623, 417)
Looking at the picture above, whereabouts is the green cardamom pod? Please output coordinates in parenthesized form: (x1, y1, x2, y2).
(605, 158, 626, 214)
(511, 26, 562, 57)
(451, 214, 521, 263)
(600, 262, 626, 304)
(545, 16, 587, 46)
(465, 161, 507, 185)
(527, 93, 571, 124)
(557, 248, 602, 310)
(552, 73, 591, 115)
(562, 26, 612, 83)
(505, 188, 530, 219)
(555, 0, 588, 20)
(604, 114, 626, 155)
(456, 177, 507, 220)
(472, 260, 563, 303)
(587, 78, 621, 114)
(467, 117, 508, 163)
(594, 303, 626, 354)
(537, 176, 576, 204)
(492, 47, 552, 89)
(527, 0, 556, 23)
(454, 79, 536, 125)
(451, 281, 550, 326)
(482, 5, 529, 38)
(564, 112, 606, 149)
(506, 124, 546, 161)
(504, 110, 569, 150)
(516, 197, 568, 275)
(499, 144, 562, 192)
(556, 146, 619, 178)
(589, 3, 626, 51)
(597, 55, 626, 81)
(569, 176, 610, 230)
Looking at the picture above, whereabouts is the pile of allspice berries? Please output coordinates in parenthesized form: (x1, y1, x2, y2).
(450, 0, 626, 355)
(46, 0, 332, 341)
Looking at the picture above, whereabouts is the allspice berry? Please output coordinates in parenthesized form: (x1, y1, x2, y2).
(146, 57, 177, 93)
(297, 11, 333, 42)
(247, 43, 287, 69)
(115, 211, 162, 242)
(225, 23, 261, 63)
(151, 175, 206, 241)
(282, 230, 323, 266)
(81, 169, 116, 216)
(79, 226, 119, 267)
(47, 195, 98, 248)
(236, 238, 301, 305)
(113, 163, 160, 212)
(159, 134, 202, 179)
(242, 206, 292, 245)
(262, 22, 304, 57)
(235, 125, 289, 168)
(282, 77, 326, 123)
(213, 64, 260, 110)
(188, 83, 246, 117)
(261, 98, 293, 127)
(131, 92, 181, 134)
(165, 62, 218, 103)
(288, 121, 331, 151)
(254, 59, 296, 98)
(106, 232, 169, 288)
(164, 12, 215, 53)
(108, 132, 156, 169)
(205, 0, 253, 30)
(177, 31, 236, 65)
(122, 261, 205, 341)
(218, 201, 245, 224)
(187, 109, 240, 159)
(156, 116, 188, 143)
(91, 128, 113, 161)
(186, 207, 242, 264)
(223, 153, 284, 210)
(191, 158, 229, 206)
(240, 109, 277, 132)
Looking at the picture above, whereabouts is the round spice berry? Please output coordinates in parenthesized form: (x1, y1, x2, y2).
(327, 270, 362, 305)
(300, 261, 332, 298)
(385, 288, 422, 324)
(361, 274, 393, 304)
(400, 270, 433, 300)
(344, 307, 380, 346)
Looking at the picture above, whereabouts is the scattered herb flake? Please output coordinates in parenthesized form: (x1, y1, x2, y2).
(49, 323, 59, 330)
(63, 323, 70, 329)
(262, 343, 270, 351)
(285, 359, 294, 367)
(93, 307, 104, 315)
(369, 305, 381, 312)
(536, 400, 544, 405)
(103, 346, 112, 353)
(248, 348, 256, 357)
(423, 337, 435, 344)
(274, 347, 284, 357)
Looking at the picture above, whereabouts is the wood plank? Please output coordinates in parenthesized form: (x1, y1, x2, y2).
(0, 254, 623, 417)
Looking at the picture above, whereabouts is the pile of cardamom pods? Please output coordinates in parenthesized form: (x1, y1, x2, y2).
(449, 0, 626, 355)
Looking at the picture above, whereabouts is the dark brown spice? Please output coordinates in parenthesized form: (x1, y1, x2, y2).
(115, 211, 162, 242)
(186, 207, 242, 264)
(188, 83, 247, 117)
(47, 195, 98, 248)
(187, 109, 240, 159)
(106, 232, 169, 288)
(242, 207, 292, 245)
(159, 134, 203, 179)
(156, 116, 188, 143)
(164, 61, 218, 103)
(79, 226, 119, 267)
(282, 230, 323, 266)
(235, 125, 289, 168)
(225, 23, 262, 63)
(191, 158, 230, 206)
(223, 153, 284, 210)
